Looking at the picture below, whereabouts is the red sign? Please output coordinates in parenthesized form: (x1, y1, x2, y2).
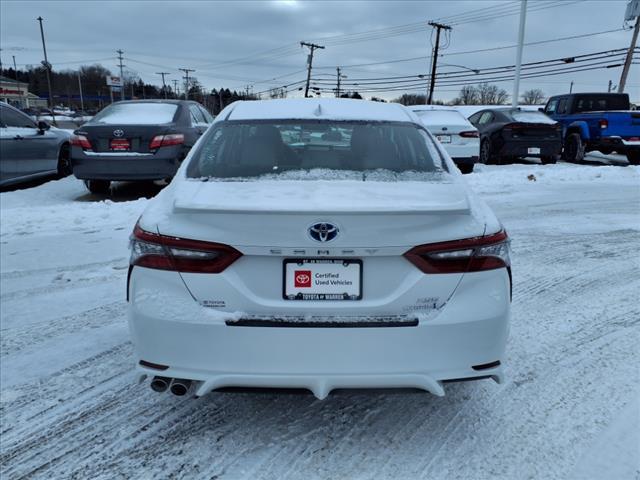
(110, 138, 130, 151)
(294, 270, 312, 288)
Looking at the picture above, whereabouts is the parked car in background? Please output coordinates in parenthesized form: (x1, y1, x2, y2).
(543, 93, 640, 165)
(468, 108, 562, 165)
(129, 98, 511, 400)
(70, 99, 213, 193)
(0, 102, 72, 188)
(411, 106, 479, 174)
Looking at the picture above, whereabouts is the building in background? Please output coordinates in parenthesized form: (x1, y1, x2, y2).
(0, 75, 47, 109)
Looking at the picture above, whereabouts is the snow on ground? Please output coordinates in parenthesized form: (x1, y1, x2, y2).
(1, 164, 639, 479)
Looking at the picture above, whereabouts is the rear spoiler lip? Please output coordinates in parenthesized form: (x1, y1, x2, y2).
(172, 204, 472, 215)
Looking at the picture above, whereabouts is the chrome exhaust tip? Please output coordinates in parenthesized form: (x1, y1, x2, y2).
(170, 378, 192, 396)
(150, 376, 171, 393)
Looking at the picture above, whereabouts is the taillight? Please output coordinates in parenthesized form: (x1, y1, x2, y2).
(404, 230, 510, 274)
(129, 223, 242, 273)
(71, 134, 92, 150)
(459, 130, 479, 138)
(149, 134, 185, 150)
(599, 119, 608, 129)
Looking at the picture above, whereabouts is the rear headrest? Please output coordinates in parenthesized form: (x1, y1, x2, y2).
(253, 125, 283, 143)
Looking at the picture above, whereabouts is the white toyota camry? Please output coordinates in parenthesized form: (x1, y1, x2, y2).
(128, 98, 511, 399)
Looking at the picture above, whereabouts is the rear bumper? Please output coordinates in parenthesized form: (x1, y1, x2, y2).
(128, 267, 511, 399)
(591, 136, 640, 153)
(70, 146, 182, 180)
(498, 139, 562, 158)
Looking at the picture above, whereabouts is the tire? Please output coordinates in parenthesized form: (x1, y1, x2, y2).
(84, 180, 110, 194)
(56, 143, 72, 178)
(479, 139, 493, 165)
(563, 133, 585, 163)
(626, 151, 640, 165)
(458, 164, 474, 174)
(541, 155, 557, 165)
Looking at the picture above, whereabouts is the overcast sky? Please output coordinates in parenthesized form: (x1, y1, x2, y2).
(1, 0, 638, 102)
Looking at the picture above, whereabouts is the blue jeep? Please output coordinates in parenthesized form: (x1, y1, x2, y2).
(543, 93, 640, 165)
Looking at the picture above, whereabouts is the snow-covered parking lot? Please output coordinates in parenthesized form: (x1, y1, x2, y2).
(1, 163, 639, 479)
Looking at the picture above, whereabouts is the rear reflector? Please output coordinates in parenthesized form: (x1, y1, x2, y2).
(70, 134, 92, 150)
(599, 119, 608, 129)
(404, 230, 510, 274)
(139, 360, 169, 370)
(150, 133, 184, 149)
(459, 130, 479, 138)
(472, 360, 501, 371)
(130, 222, 242, 273)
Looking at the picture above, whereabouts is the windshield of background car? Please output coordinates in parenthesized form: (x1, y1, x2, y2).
(414, 110, 467, 126)
(91, 103, 178, 125)
(186, 120, 447, 180)
(508, 110, 557, 124)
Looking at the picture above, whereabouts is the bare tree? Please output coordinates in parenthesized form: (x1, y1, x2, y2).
(453, 85, 479, 105)
(476, 82, 509, 105)
(521, 88, 545, 105)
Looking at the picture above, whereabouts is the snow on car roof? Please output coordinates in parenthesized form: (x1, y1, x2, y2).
(225, 98, 415, 122)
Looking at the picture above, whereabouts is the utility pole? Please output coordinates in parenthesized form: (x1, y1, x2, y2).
(608, 80, 613, 92)
(619, 0, 640, 93)
(512, 0, 528, 108)
(335, 67, 343, 97)
(172, 79, 179, 98)
(300, 41, 324, 98)
(156, 72, 170, 99)
(12, 55, 17, 81)
(37, 16, 55, 125)
(77, 70, 84, 111)
(569, 81, 574, 93)
(426, 22, 451, 105)
(179, 67, 194, 100)
(116, 49, 125, 101)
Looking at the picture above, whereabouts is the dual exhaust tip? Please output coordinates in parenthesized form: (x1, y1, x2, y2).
(150, 376, 192, 396)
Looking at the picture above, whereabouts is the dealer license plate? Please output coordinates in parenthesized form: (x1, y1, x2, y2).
(283, 259, 362, 300)
(436, 134, 452, 144)
(110, 138, 130, 151)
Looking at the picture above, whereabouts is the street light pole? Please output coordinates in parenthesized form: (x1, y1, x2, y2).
(37, 16, 55, 125)
(512, 0, 528, 108)
(77, 70, 84, 111)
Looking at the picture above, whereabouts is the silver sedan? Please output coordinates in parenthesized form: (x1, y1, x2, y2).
(0, 102, 72, 188)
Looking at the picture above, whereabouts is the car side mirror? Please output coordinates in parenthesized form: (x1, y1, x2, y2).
(538, 107, 544, 112)
(37, 120, 50, 132)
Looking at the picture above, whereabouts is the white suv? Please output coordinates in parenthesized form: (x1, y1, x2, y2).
(128, 98, 511, 399)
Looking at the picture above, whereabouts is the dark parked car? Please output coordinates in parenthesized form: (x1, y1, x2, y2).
(0, 102, 72, 188)
(543, 93, 640, 164)
(70, 100, 213, 193)
(468, 108, 562, 165)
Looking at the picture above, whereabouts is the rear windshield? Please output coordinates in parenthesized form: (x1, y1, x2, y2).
(414, 110, 467, 125)
(186, 120, 447, 180)
(91, 103, 178, 125)
(507, 110, 556, 124)
(574, 94, 629, 112)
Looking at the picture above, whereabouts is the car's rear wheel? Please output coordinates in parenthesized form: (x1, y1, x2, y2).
(541, 155, 557, 165)
(626, 151, 640, 165)
(457, 164, 474, 174)
(85, 180, 110, 194)
(563, 133, 585, 163)
(479, 139, 494, 165)
(56, 143, 72, 178)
